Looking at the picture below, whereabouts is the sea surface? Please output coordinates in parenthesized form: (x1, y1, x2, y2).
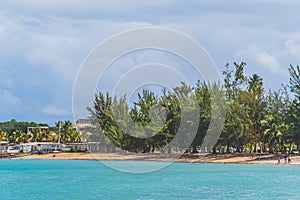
(0, 159, 299, 200)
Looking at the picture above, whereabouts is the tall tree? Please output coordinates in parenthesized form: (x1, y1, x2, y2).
(288, 65, 300, 147)
(246, 74, 266, 152)
(221, 62, 248, 152)
(261, 89, 290, 153)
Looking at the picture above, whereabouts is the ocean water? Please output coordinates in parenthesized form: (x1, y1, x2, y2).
(0, 160, 299, 200)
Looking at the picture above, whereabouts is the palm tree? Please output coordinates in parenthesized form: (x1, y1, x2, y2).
(247, 74, 266, 152)
(0, 128, 8, 141)
(28, 128, 41, 142)
(248, 74, 263, 97)
(261, 115, 283, 153)
(56, 121, 81, 143)
(261, 89, 291, 153)
(17, 130, 28, 143)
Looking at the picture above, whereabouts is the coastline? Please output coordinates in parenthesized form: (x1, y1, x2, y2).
(7, 152, 300, 165)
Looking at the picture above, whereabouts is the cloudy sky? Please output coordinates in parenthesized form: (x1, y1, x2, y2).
(1, 0, 300, 125)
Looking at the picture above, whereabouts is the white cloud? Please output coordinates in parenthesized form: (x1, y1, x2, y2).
(235, 44, 288, 76)
(0, 0, 172, 12)
(41, 105, 69, 116)
(284, 39, 300, 58)
(256, 52, 283, 74)
(1, 1, 300, 123)
(235, 37, 300, 78)
(0, 89, 22, 111)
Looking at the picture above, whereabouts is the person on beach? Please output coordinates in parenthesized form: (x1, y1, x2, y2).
(283, 153, 288, 164)
(277, 155, 280, 165)
(288, 154, 291, 164)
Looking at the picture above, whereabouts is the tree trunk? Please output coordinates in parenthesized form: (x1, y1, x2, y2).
(167, 147, 171, 154)
(212, 146, 217, 154)
(240, 146, 243, 153)
(192, 147, 198, 153)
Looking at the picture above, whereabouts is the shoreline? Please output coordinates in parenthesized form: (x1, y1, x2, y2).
(5, 152, 300, 165)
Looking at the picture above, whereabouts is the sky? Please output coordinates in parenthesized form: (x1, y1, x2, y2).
(1, 0, 300, 125)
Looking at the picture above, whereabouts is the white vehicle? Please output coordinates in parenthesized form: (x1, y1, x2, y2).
(7, 146, 20, 154)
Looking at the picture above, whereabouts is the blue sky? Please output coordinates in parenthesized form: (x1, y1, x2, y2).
(1, 0, 300, 125)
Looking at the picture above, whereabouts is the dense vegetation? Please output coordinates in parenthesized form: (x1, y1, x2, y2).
(87, 82, 220, 153)
(0, 120, 81, 143)
(2, 62, 300, 154)
(87, 62, 300, 154)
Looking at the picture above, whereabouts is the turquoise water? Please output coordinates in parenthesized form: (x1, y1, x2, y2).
(0, 160, 299, 200)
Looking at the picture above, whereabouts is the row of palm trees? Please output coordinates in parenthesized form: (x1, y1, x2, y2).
(0, 121, 81, 144)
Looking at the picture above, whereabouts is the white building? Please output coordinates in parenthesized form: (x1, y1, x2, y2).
(0, 141, 9, 153)
(20, 142, 61, 154)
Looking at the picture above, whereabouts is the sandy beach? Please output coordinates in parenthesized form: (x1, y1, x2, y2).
(8, 152, 300, 165)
